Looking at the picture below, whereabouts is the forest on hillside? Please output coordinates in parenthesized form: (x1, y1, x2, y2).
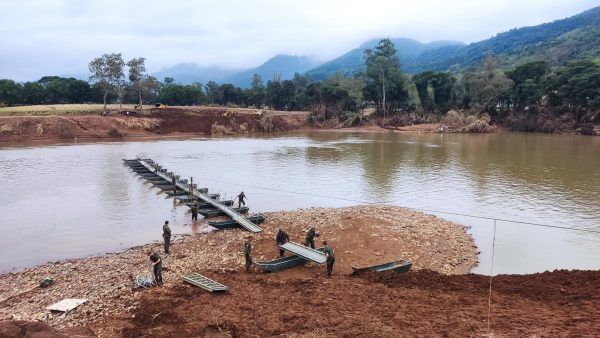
(0, 38, 599, 134)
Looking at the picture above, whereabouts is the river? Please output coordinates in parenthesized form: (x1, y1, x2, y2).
(0, 131, 599, 274)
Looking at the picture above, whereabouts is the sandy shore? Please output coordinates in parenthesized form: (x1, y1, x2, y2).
(0, 206, 476, 331)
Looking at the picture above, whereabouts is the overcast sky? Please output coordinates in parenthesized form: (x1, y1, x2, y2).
(0, 0, 598, 81)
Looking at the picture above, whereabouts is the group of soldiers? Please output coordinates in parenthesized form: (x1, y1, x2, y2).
(148, 194, 336, 285)
(148, 220, 172, 286)
(245, 227, 336, 277)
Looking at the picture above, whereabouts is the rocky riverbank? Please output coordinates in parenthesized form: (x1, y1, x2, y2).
(0, 205, 477, 332)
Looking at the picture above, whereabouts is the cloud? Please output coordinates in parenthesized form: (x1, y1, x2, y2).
(0, 0, 598, 81)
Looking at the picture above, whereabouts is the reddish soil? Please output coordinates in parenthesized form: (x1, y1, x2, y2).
(96, 269, 600, 337)
(0, 320, 93, 337)
(0, 107, 309, 142)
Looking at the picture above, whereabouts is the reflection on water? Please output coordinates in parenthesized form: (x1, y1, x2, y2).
(0, 132, 599, 274)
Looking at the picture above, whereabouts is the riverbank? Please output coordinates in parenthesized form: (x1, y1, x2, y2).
(2, 104, 598, 142)
(0, 106, 309, 141)
(0, 206, 598, 336)
(0, 206, 476, 332)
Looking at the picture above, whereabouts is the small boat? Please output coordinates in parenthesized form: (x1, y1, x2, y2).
(208, 215, 265, 230)
(351, 259, 412, 274)
(255, 248, 325, 272)
(199, 206, 249, 217)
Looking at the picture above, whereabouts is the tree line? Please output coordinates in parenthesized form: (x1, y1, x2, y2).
(1, 40, 598, 129)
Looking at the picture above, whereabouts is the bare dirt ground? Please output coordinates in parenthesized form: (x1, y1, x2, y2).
(0, 106, 309, 141)
(0, 206, 476, 335)
(111, 269, 600, 337)
(1, 206, 598, 337)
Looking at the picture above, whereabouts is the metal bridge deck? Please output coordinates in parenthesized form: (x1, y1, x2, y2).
(279, 242, 327, 264)
(127, 158, 262, 233)
(181, 273, 227, 292)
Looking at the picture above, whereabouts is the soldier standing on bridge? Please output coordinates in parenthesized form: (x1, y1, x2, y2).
(276, 228, 289, 257)
(172, 176, 177, 194)
(235, 191, 246, 208)
(304, 227, 320, 249)
(191, 203, 199, 222)
(162, 220, 171, 254)
(244, 236, 253, 272)
(150, 252, 163, 285)
(322, 241, 335, 277)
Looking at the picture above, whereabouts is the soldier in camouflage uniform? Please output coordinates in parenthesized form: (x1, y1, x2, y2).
(191, 203, 199, 221)
(244, 237, 253, 272)
(322, 241, 335, 277)
(304, 227, 319, 249)
(235, 191, 246, 208)
(276, 228, 290, 257)
(162, 220, 171, 254)
(150, 252, 163, 285)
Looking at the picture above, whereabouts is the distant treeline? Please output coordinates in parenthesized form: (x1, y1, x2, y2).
(1, 39, 598, 131)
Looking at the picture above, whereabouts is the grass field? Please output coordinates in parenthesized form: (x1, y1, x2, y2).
(0, 104, 140, 116)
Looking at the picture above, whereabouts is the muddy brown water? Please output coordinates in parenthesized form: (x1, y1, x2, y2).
(0, 131, 599, 274)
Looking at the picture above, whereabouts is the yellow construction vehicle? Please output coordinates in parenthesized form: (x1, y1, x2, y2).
(155, 103, 166, 109)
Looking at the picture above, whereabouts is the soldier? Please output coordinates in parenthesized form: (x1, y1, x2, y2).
(235, 191, 246, 208)
(150, 252, 163, 285)
(276, 228, 289, 257)
(191, 203, 199, 221)
(162, 220, 171, 254)
(171, 177, 177, 193)
(244, 236, 253, 272)
(322, 241, 335, 277)
(304, 227, 320, 249)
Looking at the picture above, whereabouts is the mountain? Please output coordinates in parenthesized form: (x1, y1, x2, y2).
(223, 54, 322, 88)
(306, 38, 465, 80)
(305, 6, 600, 77)
(412, 5, 600, 72)
(152, 63, 240, 84)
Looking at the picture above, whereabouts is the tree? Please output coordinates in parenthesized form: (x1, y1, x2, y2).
(204, 81, 219, 104)
(542, 59, 600, 109)
(246, 74, 265, 108)
(88, 53, 125, 112)
(460, 56, 512, 112)
(363, 39, 408, 116)
(127, 57, 146, 109)
(22, 82, 45, 105)
(158, 83, 205, 106)
(506, 61, 548, 107)
(0, 79, 22, 106)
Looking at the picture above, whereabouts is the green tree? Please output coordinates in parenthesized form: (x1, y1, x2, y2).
(506, 61, 548, 107)
(0, 79, 22, 106)
(543, 59, 600, 109)
(204, 81, 220, 104)
(363, 38, 408, 116)
(88, 53, 125, 112)
(22, 82, 45, 105)
(246, 73, 265, 108)
(127, 57, 146, 109)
